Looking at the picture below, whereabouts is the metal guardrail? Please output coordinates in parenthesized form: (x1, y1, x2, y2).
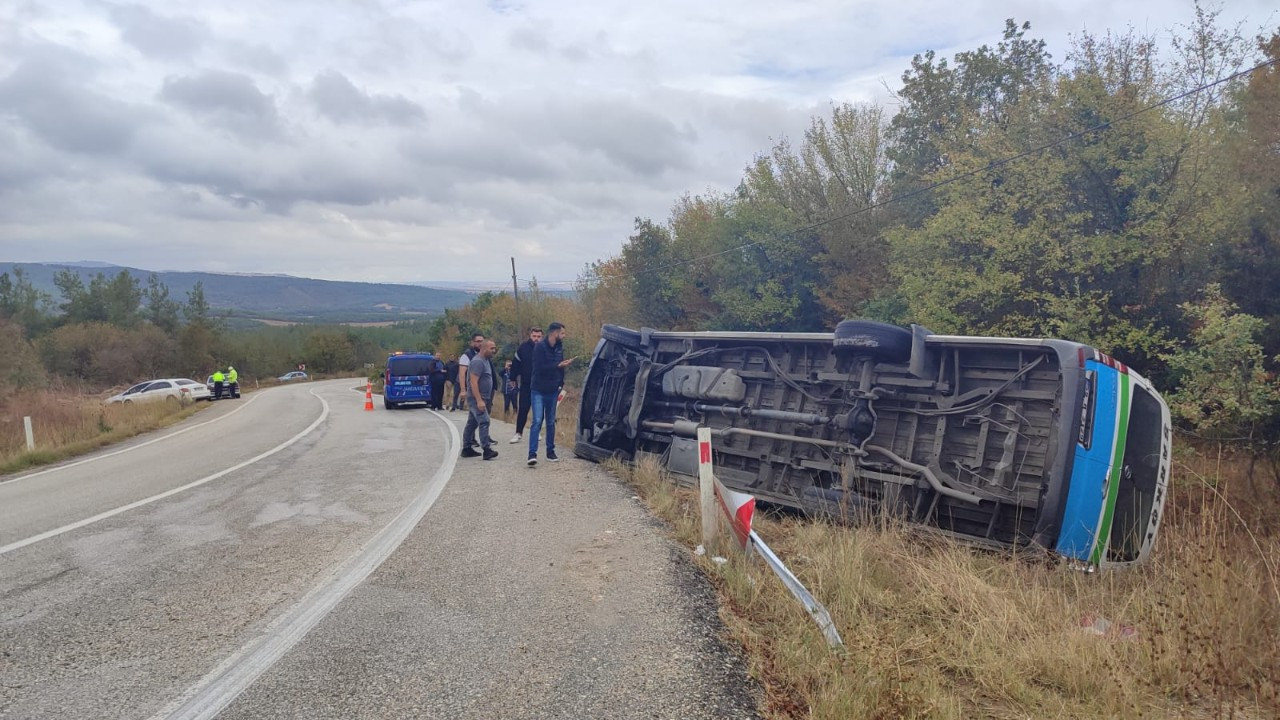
(696, 427, 844, 650)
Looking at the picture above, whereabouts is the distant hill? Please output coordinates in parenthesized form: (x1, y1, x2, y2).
(1, 262, 475, 324)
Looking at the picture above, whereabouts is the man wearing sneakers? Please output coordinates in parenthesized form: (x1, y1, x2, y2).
(461, 339, 499, 461)
(527, 322, 576, 466)
(507, 327, 542, 444)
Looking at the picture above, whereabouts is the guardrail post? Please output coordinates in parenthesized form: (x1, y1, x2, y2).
(24, 416, 35, 451)
(697, 426, 720, 551)
(699, 425, 845, 650)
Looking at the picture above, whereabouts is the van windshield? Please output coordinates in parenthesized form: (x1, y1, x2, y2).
(1107, 384, 1164, 562)
(388, 357, 435, 376)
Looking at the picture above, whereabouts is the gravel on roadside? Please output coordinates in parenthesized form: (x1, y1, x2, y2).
(219, 410, 762, 720)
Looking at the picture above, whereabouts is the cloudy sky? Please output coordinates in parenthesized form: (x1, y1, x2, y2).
(0, 1, 1275, 288)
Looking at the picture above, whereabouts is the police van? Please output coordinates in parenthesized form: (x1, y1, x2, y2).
(383, 352, 438, 409)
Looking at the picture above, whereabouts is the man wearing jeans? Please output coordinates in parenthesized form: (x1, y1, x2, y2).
(507, 327, 543, 444)
(461, 340, 499, 461)
(527, 322, 576, 466)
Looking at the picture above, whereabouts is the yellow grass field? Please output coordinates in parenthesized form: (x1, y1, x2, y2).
(0, 389, 206, 475)
(611, 445, 1280, 719)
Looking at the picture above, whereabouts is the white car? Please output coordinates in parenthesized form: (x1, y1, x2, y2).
(277, 371, 308, 382)
(107, 378, 211, 405)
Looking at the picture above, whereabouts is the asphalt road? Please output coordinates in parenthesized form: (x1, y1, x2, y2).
(0, 382, 758, 719)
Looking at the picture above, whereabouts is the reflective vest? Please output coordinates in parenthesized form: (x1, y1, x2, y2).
(212, 371, 225, 382)
(227, 368, 238, 383)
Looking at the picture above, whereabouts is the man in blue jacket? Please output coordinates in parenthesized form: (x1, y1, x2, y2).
(527, 322, 576, 466)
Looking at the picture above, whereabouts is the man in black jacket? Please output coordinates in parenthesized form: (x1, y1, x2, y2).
(507, 327, 542, 443)
(429, 355, 446, 410)
(444, 358, 460, 411)
(526, 322, 575, 466)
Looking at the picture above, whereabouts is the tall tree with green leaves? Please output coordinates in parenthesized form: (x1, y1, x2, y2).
(145, 273, 181, 334)
(887, 19, 1055, 224)
(0, 268, 52, 335)
(742, 102, 895, 321)
(619, 218, 686, 329)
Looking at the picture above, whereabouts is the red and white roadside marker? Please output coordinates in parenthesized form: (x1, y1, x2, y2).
(696, 426, 844, 650)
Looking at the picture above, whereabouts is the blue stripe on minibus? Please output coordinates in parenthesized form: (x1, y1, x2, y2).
(1055, 362, 1120, 561)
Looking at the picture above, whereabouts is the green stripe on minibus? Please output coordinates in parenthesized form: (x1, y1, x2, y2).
(1090, 372, 1131, 566)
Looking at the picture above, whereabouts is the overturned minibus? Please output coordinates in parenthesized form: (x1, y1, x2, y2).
(574, 321, 1171, 568)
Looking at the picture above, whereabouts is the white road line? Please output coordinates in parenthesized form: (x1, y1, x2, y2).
(152, 410, 461, 720)
(0, 390, 331, 558)
(0, 393, 265, 487)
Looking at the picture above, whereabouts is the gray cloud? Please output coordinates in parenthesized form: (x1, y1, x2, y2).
(3, 0, 1276, 284)
(159, 69, 282, 139)
(222, 41, 290, 76)
(0, 56, 148, 156)
(308, 71, 426, 126)
(106, 3, 209, 60)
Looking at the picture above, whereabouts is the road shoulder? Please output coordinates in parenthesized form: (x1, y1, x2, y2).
(220, 411, 761, 719)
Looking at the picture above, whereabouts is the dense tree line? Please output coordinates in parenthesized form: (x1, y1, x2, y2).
(0, 267, 437, 389)
(579, 12, 1280, 456)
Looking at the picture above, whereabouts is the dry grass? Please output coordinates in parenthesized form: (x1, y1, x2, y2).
(0, 388, 205, 475)
(610, 449, 1280, 719)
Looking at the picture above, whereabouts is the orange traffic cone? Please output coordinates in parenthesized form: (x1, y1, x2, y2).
(364, 382, 374, 411)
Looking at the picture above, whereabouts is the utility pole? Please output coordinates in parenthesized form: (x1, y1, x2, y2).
(510, 257, 521, 338)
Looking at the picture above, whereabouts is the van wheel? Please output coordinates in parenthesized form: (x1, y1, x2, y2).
(384, 399, 397, 410)
(601, 324, 643, 349)
(833, 319, 913, 362)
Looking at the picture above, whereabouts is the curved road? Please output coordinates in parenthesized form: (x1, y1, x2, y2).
(0, 379, 758, 719)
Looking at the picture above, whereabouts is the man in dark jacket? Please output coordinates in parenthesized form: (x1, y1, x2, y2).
(429, 355, 446, 410)
(444, 358, 460, 411)
(507, 327, 542, 443)
(527, 322, 575, 466)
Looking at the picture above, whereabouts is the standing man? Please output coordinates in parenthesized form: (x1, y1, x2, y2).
(527, 322, 575, 466)
(211, 368, 225, 401)
(461, 339, 499, 461)
(501, 360, 517, 418)
(445, 357, 460, 411)
(507, 327, 542, 444)
(457, 332, 485, 411)
(226, 365, 239, 399)
(429, 354, 446, 411)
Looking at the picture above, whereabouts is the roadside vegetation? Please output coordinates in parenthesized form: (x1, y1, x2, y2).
(0, 387, 203, 474)
(613, 450, 1279, 719)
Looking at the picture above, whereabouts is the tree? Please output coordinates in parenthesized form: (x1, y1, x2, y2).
(0, 268, 52, 336)
(884, 21, 1257, 368)
(1165, 284, 1280, 448)
(183, 281, 212, 325)
(53, 270, 101, 324)
(887, 19, 1055, 224)
(100, 271, 142, 327)
(0, 317, 47, 389)
(619, 218, 686, 329)
(742, 102, 895, 321)
(145, 274, 181, 334)
(39, 322, 174, 385)
(1223, 32, 1280, 359)
(303, 330, 356, 373)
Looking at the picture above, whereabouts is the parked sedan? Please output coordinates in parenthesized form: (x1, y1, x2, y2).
(277, 371, 308, 382)
(107, 378, 211, 405)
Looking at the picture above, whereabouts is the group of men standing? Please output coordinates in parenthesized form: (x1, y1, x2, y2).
(457, 322, 576, 467)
